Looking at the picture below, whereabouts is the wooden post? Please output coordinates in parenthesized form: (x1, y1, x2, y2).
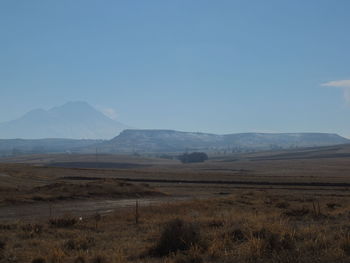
(49, 203, 52, 219)
(94, 212, 101, 230)
(312, 202, 316, 216)
(135, 200, 139, 225)
(317, 201, 321, 216)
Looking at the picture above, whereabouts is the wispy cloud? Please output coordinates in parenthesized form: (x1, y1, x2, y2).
(96, 106, 119, 120)
(322, 79, 350, 102)
(321, 80, 350, 88)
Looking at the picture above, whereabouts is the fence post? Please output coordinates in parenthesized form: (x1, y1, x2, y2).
(135, 200, 139, 225)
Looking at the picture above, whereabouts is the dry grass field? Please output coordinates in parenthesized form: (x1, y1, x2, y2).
(1, 144, 350, 262)
(2, 190, 350, 263)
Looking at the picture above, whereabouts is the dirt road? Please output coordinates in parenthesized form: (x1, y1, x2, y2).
(0, 196, 191, 222)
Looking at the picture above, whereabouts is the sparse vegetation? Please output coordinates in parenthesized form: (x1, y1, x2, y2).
(2, 149, 350, 262)
(0, 192, 350, 262)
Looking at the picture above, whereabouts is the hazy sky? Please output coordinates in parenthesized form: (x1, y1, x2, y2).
(1, 1, 350, 137)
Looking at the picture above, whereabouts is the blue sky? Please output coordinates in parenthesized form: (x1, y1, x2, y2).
(1, 1, 350, 137)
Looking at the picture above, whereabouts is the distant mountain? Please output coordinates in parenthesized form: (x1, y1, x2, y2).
(0, 101, 129, 139)
(88, 129, 350, 153)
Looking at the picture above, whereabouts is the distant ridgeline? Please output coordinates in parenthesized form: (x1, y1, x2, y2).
(0, 139, 102, 157)
(0, 129, 348, 156)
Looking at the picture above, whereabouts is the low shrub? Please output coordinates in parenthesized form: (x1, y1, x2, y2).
(251, 228, 295, 254)
(149, 218, 202, 257)
(327, 203, 341, 209)
(230, 228, 247, 242)
(74, 256, 86, 263)
(207, 219, 224, 228)
(0, 223, 17, 230)
(63, 236, 95, 251)
(0, 239, 5, 250)
(90, 255, 107, 263)
(276, 202, 290, 209)
(283, 207, 309, 217)
(49, 216, 77, 228)
(22, 224, 43, 235)
(74, 257, 86, 263)
(172, 252, 203, 263)
(340, 234, 350, 255)
(31, 258, 46, 263)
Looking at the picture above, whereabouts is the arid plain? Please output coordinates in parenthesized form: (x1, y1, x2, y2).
(1, 144, 350, 262)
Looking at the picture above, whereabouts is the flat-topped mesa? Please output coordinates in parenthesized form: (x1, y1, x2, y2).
(0, 129, 348, 155)
(102, 129, 349, 153)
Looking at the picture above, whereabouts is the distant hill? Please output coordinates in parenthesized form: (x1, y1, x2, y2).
(103, 129, 223, 153)
(84, 129, 350, 153)
(0, 101, 129, 139)
(0, 129, 348, 156)
(0, 138, 101, 156)
(222, 132, 349, 150)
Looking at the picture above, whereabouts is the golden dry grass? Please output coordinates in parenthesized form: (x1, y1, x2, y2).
(2, 189, 350, 263)
(2, 148, 350, 262)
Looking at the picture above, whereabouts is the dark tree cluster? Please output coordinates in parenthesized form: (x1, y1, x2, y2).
(178, 152, 208, 163)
